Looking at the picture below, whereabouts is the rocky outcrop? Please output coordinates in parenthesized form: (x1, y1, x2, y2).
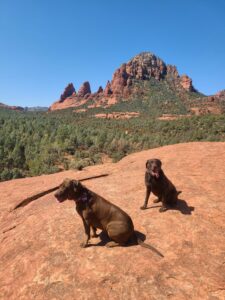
(49, 52, 200, 111)
(180, 74, 195, 92)
(1, 142, 225, 299)
(77, 81, 91, 97)
(108, 53, 168, 98)
(50, 82, 93, 110)
(97, 86, 103, 94)
(166, 64, 179, 79)
(95, 111, 140, 119)
(104, 80, 113, 96)
(126, 52, 167, 80)
(59, 83, 76, 102)
(188, 88, 225, 115)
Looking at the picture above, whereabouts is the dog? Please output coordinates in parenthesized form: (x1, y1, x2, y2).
(140, 159, 181, 212)
(54, 178, 163, 257)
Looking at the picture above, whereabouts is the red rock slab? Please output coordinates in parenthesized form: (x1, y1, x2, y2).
(0, 142, 225, 299)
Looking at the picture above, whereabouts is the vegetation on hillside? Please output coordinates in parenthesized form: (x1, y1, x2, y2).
(0, 106, 225, 182)
(78, 77, 203, 116)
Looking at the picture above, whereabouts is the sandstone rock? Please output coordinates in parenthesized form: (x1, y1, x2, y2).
(104, 80, 113, 96)
(94, 111, 140, 119)
(49, 52, 219, 112)
(60, 83, 76, 102)
(111, 64, 129, 95)
(166, 64, 179, 79)
(188, 89, 225, 115)
(77, 81, 91, 97)
(106, 52, 168, 99)
(50, 97, 88, 111)
(180, 74, 195, 92)
(125, 52, 167, 80)
(1, 142, 225, 299)
(97, 86, 103, 93)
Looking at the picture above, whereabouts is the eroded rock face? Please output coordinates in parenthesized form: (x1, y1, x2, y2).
(49, 52, 199, 110)
(110, 53, 167, 97)
(60, 83, 76, 102)
(77, 81, 91, 97)
(1, 142, 225, 299)
(180, 74, 195, 92)
(125, 52, 167, 80)
(104, 80, 113, 96)
(166, 64, 179, 79)
(189, 89, 225, 115)
(97, 86, 103, 94)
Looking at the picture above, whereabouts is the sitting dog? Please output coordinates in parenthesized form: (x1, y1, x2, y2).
(54, 178, 163, 257)
(140, 159, 181, 212)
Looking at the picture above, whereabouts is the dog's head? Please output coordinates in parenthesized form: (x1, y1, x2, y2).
(54, 178, 83, 202)
(146, 159, 162, 178)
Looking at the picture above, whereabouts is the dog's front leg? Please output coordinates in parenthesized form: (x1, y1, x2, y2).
(140, 186, 151, 210)
(80, 218, 91, 248)
(91, 226, 99, 238)
(159, 197, 168, 213)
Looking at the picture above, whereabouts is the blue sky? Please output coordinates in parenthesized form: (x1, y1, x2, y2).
(0, 0, 225, 107)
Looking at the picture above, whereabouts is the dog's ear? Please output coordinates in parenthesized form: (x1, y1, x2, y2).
(146, 160, 150, 169)
(72, 180, 82, 192)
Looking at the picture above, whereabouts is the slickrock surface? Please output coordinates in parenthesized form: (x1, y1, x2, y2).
(0, 142, 225, 299)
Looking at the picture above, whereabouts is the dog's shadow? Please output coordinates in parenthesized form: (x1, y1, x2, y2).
(146, 198, 194, 215)
(173, 198, 195, 215)
(88, 230, 146, 247)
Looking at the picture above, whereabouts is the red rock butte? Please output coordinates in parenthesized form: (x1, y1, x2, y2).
(1, 142, 225, 299)
(49, 52, 197, 111)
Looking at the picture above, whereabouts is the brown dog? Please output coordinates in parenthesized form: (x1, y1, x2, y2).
(140, 159, 181, 212)
(55, 178, 163, 257)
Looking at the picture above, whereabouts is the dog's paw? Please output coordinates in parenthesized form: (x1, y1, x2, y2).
(159, 207, 167, 213)
(106, 241, 120, 248)
(91, 233, 99, 238)
(140, 206, 147, 210)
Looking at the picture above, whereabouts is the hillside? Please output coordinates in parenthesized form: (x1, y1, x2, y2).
(50, 52, 204, 113)
(0, 103, 49, 112)
(0, 102, 24, 111)
(1, 142, 225, 299)
(0, 52, 225, 182)
(49, 52, 225, 115)
(1, 107, 225, 181)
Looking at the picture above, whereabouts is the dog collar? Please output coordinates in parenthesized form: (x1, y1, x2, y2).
(78, 192, 91, 203)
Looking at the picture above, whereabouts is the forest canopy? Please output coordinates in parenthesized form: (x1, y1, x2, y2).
(0, 108, 225, 181)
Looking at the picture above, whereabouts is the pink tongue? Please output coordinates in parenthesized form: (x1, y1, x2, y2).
(153, 172, 159, 178)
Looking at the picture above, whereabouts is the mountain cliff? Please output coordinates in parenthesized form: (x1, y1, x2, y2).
(50, 52, 200, 111)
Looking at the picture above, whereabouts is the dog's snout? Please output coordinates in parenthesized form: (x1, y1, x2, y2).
(152, 164, 158, 171)
(54, 190, 60, 198)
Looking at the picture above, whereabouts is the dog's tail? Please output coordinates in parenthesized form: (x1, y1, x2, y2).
(136, 235, 164, 258)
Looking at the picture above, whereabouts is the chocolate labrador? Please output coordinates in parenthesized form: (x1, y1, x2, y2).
(55, 178, 163, 257)
(140, 159, 181, 212)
